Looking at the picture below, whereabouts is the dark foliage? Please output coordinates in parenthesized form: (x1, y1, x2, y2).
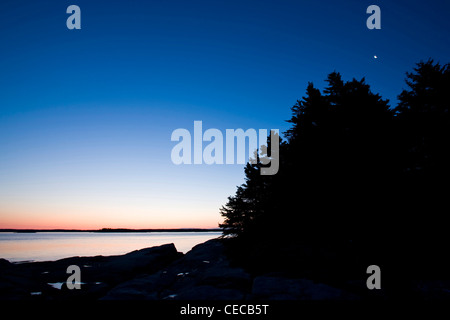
(220, 60, 450, 298)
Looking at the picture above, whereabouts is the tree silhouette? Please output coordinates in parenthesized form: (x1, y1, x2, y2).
(220, 60, 450, 297)
(395, 59, 450, 179)
(222, 72, 393, 237)
(219, 133, 279, 237)
(390, 60, 450, 288)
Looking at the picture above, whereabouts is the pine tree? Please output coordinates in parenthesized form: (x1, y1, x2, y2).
(219, 60, 450, 297)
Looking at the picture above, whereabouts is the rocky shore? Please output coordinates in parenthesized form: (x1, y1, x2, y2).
(0, 239, 448, 300)
(0, 239, 352, 300)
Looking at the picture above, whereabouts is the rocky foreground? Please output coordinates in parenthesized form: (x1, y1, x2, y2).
(0, 239, 362, 300)
(1, 239, 449, 300)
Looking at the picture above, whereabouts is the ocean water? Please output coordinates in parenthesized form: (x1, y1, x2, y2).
(0, 231, 221, 262)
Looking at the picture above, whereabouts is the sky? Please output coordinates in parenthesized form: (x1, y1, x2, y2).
(1, 0, 449, 229)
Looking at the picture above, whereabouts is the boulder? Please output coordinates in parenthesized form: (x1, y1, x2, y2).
(170, 285, 245, 300)
(102, 239, 252, 300)
(0, 258, 11, 269)
(251, 275, 357, 300)
(0, 243, 182, 300)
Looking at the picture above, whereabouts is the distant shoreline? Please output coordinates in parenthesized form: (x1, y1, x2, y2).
(0, 228, 222, 233)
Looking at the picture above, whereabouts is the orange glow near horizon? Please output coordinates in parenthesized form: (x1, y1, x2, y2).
(0, 206, 221, 230)
(0, 166, 236, 230)
(0, 217, 220, 230)
(0, 220, 219, 230)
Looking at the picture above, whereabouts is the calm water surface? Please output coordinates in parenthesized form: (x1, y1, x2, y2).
(0, 232, 221, 262)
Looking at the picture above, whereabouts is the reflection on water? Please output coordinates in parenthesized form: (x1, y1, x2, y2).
(0, 232, 221, 262)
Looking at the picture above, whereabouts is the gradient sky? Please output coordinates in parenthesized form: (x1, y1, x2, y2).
(1, 0, 449, 229)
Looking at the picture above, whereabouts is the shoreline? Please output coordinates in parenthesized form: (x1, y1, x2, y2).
(0, 239, 369, 301)
(2, 239, 448, 301)
(0, 231, 222, 263)
(0, 228, 221, 233)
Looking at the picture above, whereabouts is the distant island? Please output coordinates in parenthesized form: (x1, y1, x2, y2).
(0, 228, 221, 233)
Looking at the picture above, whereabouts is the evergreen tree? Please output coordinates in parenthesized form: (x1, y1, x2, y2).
(391, 60, 450, 283)
(219, 61, 449, 296)
(221, 71, 394, 238)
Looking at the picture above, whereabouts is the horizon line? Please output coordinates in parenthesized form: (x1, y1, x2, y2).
(0, 227, 222, 233)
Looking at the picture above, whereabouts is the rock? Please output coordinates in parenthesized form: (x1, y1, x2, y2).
(97, 243, 182, 283)
(1, 239, 367, 301)
(416, 280, 450, 300)
(0, 258, 11, 269)
(102, 239, 252, 300)
(251, 276, 356, 300)
(199, 265, 252, 290)
(101, 273, 164, 300)
(172, 285, 245, 300)
(0, 243, 182, 300)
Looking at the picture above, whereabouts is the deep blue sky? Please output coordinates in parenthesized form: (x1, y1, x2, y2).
(1, 0, 449, 228)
